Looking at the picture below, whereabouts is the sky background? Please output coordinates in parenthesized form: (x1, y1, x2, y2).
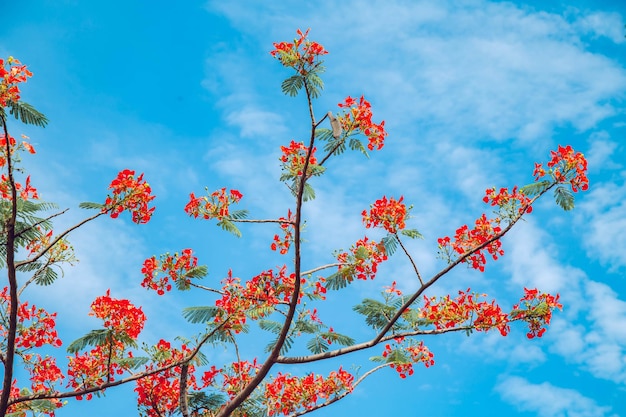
(1, 0, 626, 416)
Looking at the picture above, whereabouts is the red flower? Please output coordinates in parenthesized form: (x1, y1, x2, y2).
(337, 96, 387, 151)
(362, 196, 407, 233)
(103, 169, 156, 224)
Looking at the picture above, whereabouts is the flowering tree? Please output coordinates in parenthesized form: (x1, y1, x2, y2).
(0, 29, 588, 417)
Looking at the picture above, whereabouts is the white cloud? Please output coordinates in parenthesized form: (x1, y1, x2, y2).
(576, 179, 626, 270)
(496, 375, 617, 417)
(586, 131, 622, 172)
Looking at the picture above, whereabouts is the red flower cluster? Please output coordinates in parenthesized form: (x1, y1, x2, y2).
(483, 186, 532, 215)
(135, 340, 208, 417)
(280, 140, 318, 177)
(89, 290, 146, 339)
(420, 289, 510, 336)
(270, 28, 328, 71)
(214, 267, 298, 332)
(512, 288, 562, 339)
(264, 368, 354, 416)
(337, 96, 387, 151)
(438, 214, 503, 272)
(0, 56, 32, 107)
(67, 340, 127, 399)
(535, 145, 588, 192)
(271, 209, 295, 254)
(103, 169, 155, 224)
(141, 249, 198, 295)
(184, 188, 243, 220)
(0, 288, 63, 350)
(362, 195, 407, 233)
(336, 237, 388, 281)
(222, 359, 260, 399)
(381, 340, 435, 379)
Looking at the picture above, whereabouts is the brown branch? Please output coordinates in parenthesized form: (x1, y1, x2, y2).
(0, 117, 18, 417)
(289, 363, 391, 417)
(10, 317, 230, 406)
(276, 190, 553, 365)
(395, 233, 423, 285)
(179, 363, 190, 417)
(15, 210, 105, 269)
(216, 76, 317, 417)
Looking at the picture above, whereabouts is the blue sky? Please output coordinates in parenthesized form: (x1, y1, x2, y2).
(2, 0, 626, 416)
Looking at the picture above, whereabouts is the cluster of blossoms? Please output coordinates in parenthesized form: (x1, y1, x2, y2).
(420, 289, 510, 336)
(362, 195, 407, 233)
(336, 237, 388, 281)
(511, 288, 562, 339)
(534, 144, 589, 192)
(483, 186, 533, 217)
(89, 290, 146, 339)
(221, 359, 260, 399)
(270, 209, 295, 254)
(381, 339, 435, 379)
(0, 134, 38, 201)
(270, 28, 328, 73)
(264, 368, 354, 416)
(67, 341, 127, 399)
(438, 214, 503, 272)
(68, 293, 146, 398)
(0, 56, 32, 107)
(337, 96, 387, 151)
(280, 140, 318, 177)
(103, 169, 155, 224)
(0, 288, 63, 350)
(184, 188, 243, 220)
(214, 267, 299, 332)
(141, 249, 198, 295)
(134, 340, 212, 417)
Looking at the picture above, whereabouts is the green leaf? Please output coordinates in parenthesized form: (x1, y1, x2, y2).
(554, 185, 574, 211)
(114, 355, 150, 370)
(259, 319, 283, 334)
(520, 180, 551, 197)
(186, 391, 226, 414)
(401, 229, 423, 239)
(229, 209, 249, 220)
(182, 306, 219, 324)
(302, 183, 316, 202)
(321, 331, 355, 347)
(306, 335, 329, 354)
(294, 319, 320, 335)
(353, 299, 396, 330)
(217, 219, 242, 237)
(281, 75, 304, 97)
(79, 201, 105, 210)
(265, 334, 293, 354)
(382, 235, 398, 256)
(349, 137, 368, 157)
(7, 101, 48, 127)
(33, 266, 58, 286)
(67, 329, 113, 353)
(324, 137, 346, 155)
(184, 265, 208, 280)
(325, 270, 351, 291)
(315, 128, 334, 142)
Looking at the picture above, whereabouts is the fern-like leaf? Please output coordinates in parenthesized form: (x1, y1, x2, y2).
(67, 329, 113, 353)
(79, 201, 105, 210)
(382, 235, 398, 256)
(182, 306, 219, 324)
(8, 101, 48, 127)
(554, 185, 574, 211)
(281, 75, 304, 97)
(520, 180, 551, 197)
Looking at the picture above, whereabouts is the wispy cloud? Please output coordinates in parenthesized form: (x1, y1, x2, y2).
(496, 375, 617, 417)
